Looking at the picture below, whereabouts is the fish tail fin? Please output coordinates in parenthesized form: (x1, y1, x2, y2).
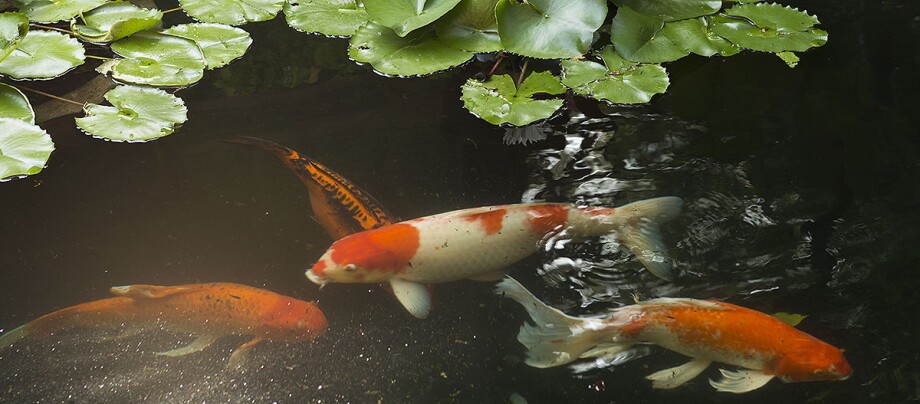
(0, 324, 31, 351)
(613, 196, 683, 281)
(495, 277, 631, 368)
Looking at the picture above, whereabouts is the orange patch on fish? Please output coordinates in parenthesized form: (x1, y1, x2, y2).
(526, 205, 569, 235)
(463, 209, 506, 235)
(312, 259, 327, 277)
(330, 223, 420, 273)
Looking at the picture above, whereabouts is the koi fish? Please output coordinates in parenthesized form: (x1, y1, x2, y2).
(0, 283, 327, 366)
(307, 196, 683, 318)
(495, 277, 851, 393)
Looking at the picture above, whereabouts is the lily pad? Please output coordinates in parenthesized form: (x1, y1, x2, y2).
(348, 21, 473, 77)
(0, 82, 34, 123)
(561, 46, 669, 104)
(163, 23, 253, 69)
(659, 16, 740, 57)
(773, 312, 807, 327)
(495, 0, 606, 59)
(461, 71, 565, 126)
(179, 0, 284, 25)
(71, 1, 163, 43)
(0, 117, 54, 181)
(363, 0, 461, 37)
(610, 6, 687, 63)
(776, 50, 798, 67)
(0, 12, 29, 62)
(99, 31, 206, 86)
(11, 0, 108, 23)
(610, 0, 721, 21)
(711, 3, 828, 53)
(0, 30, 85, 79)
(435, 0, 501, 52)
(284, 0, 369, 37)
(75, 85, 188, 142)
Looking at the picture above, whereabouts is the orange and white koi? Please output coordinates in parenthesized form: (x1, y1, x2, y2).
(495, 277, 851, 393)
(0, 283, 327, 366)
(307, 197, 682, 318)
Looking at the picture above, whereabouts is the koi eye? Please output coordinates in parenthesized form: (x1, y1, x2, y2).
(344, 264, 357, 272)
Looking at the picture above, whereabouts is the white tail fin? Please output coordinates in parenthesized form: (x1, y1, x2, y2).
(0, 325, 30, 351)
(615, 196, 683, 281)
(495, 277, 632, 368)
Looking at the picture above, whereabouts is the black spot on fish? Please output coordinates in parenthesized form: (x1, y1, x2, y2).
(229, 294, 241, 300)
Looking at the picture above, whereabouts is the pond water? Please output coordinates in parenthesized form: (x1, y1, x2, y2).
(1, 0, 919, 402)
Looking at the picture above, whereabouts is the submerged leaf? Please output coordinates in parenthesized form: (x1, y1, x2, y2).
(71, 1, 163, 43)
(0, 117, 54, 181)
(711, 3, 828, 53)
(610, 0, 721, 21)
(348, 21, 473, 77)
(100, 31, 206, 86)
(776, 50, 799, 67)
(163, 23, 253, 69)
(75, 85, 188, 142)
(0, 12, 29, 62)
(0, 30, 85, 79)
(772, 312, 808, 327)
(435, 0, 501, 52)
(461, 72, 565, 126)
(284, 0, 369, 37)
(496, 0, 606, 59)
(11, 0, 108, 23)
(364, 0, 461, 37)
(0, 82, 34, 123)
(180, 0, 284, 25)
(561, 46, 669, 104)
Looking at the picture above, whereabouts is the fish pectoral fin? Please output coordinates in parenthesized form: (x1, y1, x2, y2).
(468, 271, 505, 282)
(110, 285, 190, 299)
(228, 337, 265, 368)
(389, 278, 431, 319)
(646, 358, 712, 389)
(157, 334, 219, 357)
(97, 326, 145, 342)
(709, 368, 775, 393)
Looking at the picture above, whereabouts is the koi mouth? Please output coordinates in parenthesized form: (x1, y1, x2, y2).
(305, 270, 327, 286)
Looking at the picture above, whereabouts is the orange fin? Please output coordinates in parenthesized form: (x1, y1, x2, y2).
(110, 285, 191, 299)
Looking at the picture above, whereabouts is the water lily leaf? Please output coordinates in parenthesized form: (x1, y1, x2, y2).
(99, 31, 206, 86)
(75, 85, 188, 142)
(71, 1, 163, 43)
(0, 12, 29, 62)
(610, 6, 687, 63)
(776, 50, 798, 67)
(11, 0, 108, 23)
(0, 82, 33, 123)
(348, 21, 473, 77)
(0, 30, 85, 79)
(163, 23, 252, 69)
(179, 0, 284, 25)
(773, 312, 808, 327)
(610, 0, 721, 21)
(711, 3, 828, 53)
(0, 117, 53, 181)
(460, 72, 565, 126)
(363, 0, 461, 37)
(435, 0, 501, 52)
(659, 16, 740, 57)
(283, 0, 369, 37)
(561, 46, 669, 104)
(496, 0, 606, 59)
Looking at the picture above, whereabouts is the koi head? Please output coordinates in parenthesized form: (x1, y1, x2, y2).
(775, 346, 852, 382)
(306, 224, 420, 285)
(306, 253, 393, 285)
(261, 298, 327, 341)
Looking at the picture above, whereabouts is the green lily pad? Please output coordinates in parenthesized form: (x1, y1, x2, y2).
(610, 6, 687, 63)
(659, 16, 740, 57)
(0, 117, 54, 181)
(0, 12, 29, 62)
(561, 46, 669, 104)
(435, 0, 501, 52)
(283, 0, 369, 37)
(99, 31, 206, 86)
(163, 23, 252, 69)
(364, 0, 461, 37)
(0, 82, 34, 123)
(0, 30, 85, 79)
(179, 0, 284, 25)
(610, 0, 721, 21)
(348, 21, 473, 77)
(71, 1, 163, 43)
(75, 85, 188, 142)
(11, 0, 108, 23)
(711, 3, 828, 53)
(496, 0, 606, 59)
(773, 312, 808, 327)
(776, 50, 798, 67)
(461, 71, 565, 126)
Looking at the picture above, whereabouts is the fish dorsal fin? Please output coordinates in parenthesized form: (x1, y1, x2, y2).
(638, 297, 728, 311)
(110, 285, 190, 299)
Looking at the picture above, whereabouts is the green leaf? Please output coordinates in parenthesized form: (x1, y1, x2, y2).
(0, 83, 34, 123)
(435, 0, 501, 52)
(348, 21, 473, 77)
(0, 117, 54, 181)
(163, 23, 253, 69)
(561, 46, 669, 104)
(283, 0, 369, 37)
(776, 50, 798, 67)
(0, 30, 85, 79)
(610, 6, 687, 63)
(75, 85, 188, 142)
(179, 0, 284, 25)
(460, 72, 565, 126)
(0, 12, 29, 62)
(99, 31, 206, 86)
(659, 16, 740, 57)
(711, 3, 828, 53)
(71, 1, 163, 43)
(772, 312, 808, 327)
(11, 0, 108, 23)
(364, 0, 462, 37)
(610, 0, 721, 21)
(496, 0, 606, 59)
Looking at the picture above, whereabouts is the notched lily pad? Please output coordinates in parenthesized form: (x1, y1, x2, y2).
(180, 0, 284, 25)
(0, 82, 34, 123)
(0, 12, 29, 62)
(561, 46, 670, 104)
(611, 6, 686, 63)
(12, 0, 108, 23)
(435, 0, 501, 52)
(496, 0, 606, 59)
(461, 71, 565, 127)
(711, 3, 828, 53)
(71, 1, 164, 43)
(661, 16, 740, 57)
(0, 30, 85, 79)
(75, 85, 188, 142)
(363, 0, 461, 37)
(99, 31, 206, 86)
(349, 21, 473, 77)
(0, 117, 54, 181)
(284, 0, 369, 37)
(163, 23, 253, 69)
(611, 0, 721, 21)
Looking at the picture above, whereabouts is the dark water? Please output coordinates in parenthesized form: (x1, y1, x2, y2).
(2, 0, 919, 402)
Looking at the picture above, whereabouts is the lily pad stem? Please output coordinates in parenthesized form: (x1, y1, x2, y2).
(161, 7, 183, 13)
(19, 86, 84, 107)
(30, 23, 74, 35)
(487, 52, 505, 77)
(86, 55, 113, 61)
(515, 59, 529, 89)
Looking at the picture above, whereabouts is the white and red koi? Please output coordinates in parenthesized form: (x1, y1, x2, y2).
(0, 283, 327, 366)
(496, 277, 851, 393)
(307, 197, 682, 318)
